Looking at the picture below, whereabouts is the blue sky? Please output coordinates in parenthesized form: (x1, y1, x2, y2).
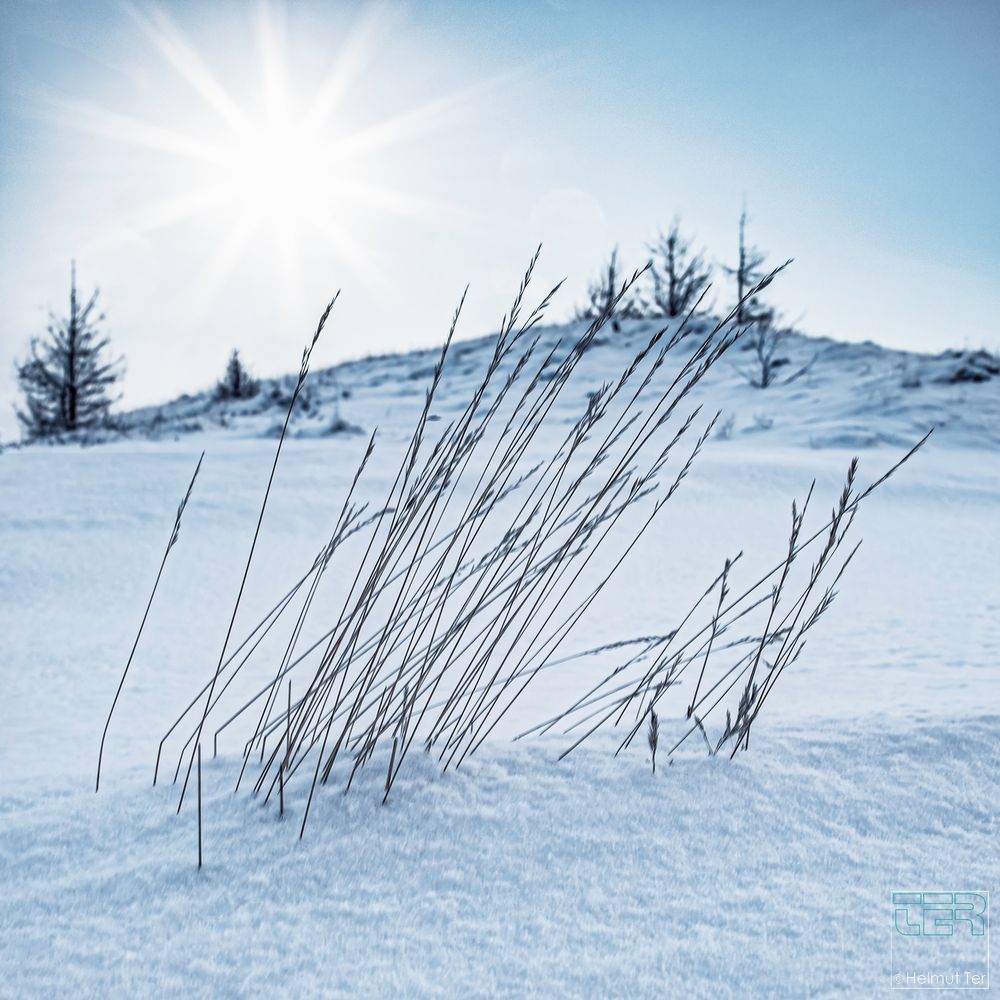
(1, 0, 998, 435)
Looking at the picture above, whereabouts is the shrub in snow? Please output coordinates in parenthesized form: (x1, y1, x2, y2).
(934, 349, 999, 384)
(215, 349, 259, 400)
(715, 414, 736, 440)
(736, 315, 815, 390)
(325, 415, 364, 436)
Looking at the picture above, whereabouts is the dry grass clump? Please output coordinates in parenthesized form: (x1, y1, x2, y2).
(97, 248, 924, 853)
(521, 436, 926, 760)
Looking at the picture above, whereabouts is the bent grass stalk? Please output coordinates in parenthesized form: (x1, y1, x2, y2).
(96, 451, 203, 793)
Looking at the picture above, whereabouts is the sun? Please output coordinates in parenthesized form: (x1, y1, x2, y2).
(54, 1, 485, 303)
(222, 112, 334, 227)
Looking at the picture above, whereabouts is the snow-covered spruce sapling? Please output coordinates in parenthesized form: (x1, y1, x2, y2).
(721, 208, 770, 327)
(647, 219, 712, 319)
(574, 246, 647, 331)
(215, 349, 259, 400)
(14, 261, 124, 439)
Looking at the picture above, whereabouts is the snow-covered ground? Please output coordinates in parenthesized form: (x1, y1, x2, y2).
(2, 719, 996, 998)
(1, 317, 997, 997)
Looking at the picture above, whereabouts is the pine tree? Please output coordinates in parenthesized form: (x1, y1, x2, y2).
(216, 349, 259, 400)
(14, 262, 124, 438)
(722, 209, 769, 326)
(574, 246, 644, 331)
(647, 220, 711, 318)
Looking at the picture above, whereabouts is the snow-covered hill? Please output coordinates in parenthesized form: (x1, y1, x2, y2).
(1, 315, 997, 998)
(12, 317, 999, 452)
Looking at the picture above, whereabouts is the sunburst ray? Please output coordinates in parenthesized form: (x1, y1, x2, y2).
(48, 0, 502, 312)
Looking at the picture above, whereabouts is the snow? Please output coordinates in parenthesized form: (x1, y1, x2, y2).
(2, 720, 996, 997)
(0, 317, 997, 996)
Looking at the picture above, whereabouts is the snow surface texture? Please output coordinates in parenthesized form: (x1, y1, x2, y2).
(1, 317, 998, 997)
(2, 720, 997, 998)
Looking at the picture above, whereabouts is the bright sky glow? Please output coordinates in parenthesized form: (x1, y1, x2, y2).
(1, 0, 998, 437)
(43, 2, 481, 305)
